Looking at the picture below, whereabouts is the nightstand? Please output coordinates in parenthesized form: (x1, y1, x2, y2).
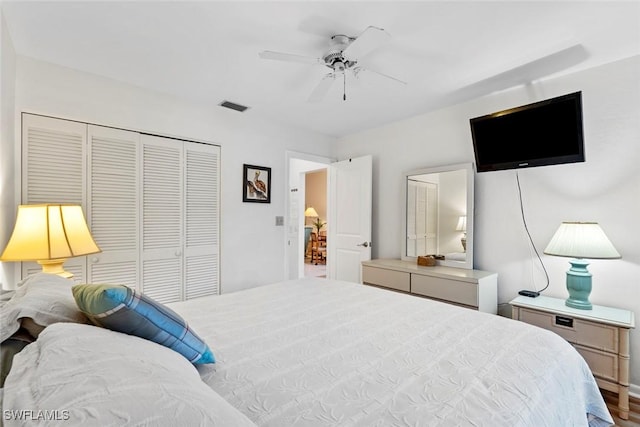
(510, 295, 635, 420)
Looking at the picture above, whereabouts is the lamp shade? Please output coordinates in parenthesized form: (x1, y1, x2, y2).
(544, 222, 620, 259)
(1, 204, 101, 277)
(455, 216, 467, 232)
(304, 207, 319, 217)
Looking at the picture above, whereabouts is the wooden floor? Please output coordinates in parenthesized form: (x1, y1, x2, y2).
(603, 390, 640, 426)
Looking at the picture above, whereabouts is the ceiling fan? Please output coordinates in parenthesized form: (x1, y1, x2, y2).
(259, 26, 407, 102)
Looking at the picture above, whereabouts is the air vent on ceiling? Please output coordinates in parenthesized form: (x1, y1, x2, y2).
(219, 100, 249, 112)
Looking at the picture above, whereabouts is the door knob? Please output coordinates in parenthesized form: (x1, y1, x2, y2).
(357, 242, 370, 248)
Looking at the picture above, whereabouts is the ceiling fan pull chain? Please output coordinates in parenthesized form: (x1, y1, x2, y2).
(343, 72, 347, 101)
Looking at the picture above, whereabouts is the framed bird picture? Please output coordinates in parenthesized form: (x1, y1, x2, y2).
(243, 164, 271, 203)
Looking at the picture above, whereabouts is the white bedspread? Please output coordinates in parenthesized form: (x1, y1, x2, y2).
(168, 278, 613, 427)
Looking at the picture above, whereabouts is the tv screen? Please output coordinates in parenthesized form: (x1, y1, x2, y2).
(470, 92, 584, 172)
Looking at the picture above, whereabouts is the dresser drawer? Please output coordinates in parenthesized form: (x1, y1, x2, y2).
(362, 266, 410, 292)
(574, 344, 618, 382)
(519, 308, 619, 353)
(411, 274, 477, 307)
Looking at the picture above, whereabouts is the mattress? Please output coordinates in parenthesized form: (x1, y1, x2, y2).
(168, 277, 613, 427)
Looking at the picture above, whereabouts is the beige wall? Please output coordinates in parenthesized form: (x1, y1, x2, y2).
(305, 169, 327, 230)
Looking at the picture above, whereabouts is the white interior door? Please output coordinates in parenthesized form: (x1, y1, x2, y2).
(328, 155, 372, 283)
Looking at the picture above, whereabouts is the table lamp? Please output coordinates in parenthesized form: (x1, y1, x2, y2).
(0, 204, 101, 278)
(304, 206, 319, 218)
(456, 216, 467, 251)
(543, 222, 620, 310)
(304, 206, 319, 225)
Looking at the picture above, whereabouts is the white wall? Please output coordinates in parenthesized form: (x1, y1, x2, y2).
(335, 55, 640, 388)
(8, 56, 335, 293)
(0, 10, 16, 290)
(3, 39, 638, 391)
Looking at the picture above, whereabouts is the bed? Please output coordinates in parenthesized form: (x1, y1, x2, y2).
(1, 274, 613, 426)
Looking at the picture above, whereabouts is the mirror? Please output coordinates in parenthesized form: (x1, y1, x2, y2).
(401, 163, 474, 269)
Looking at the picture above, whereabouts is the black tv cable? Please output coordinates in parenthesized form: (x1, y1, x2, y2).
(516, 171, 549, 298)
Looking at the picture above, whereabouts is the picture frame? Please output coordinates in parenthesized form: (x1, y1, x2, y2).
(243, 164, 271, 203)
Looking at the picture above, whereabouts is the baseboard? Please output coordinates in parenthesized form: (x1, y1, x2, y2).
(630, 383, 640, 400)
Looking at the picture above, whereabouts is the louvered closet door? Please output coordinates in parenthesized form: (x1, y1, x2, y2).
(184, 142, 220, 298)
(425, 183, 438, 254)
(21, 114, 87, 281)
(406, 180, 418, 257)
(87, 125, 140, 287)
(141, 134, 184, 303)
(415, 182, 428, 255)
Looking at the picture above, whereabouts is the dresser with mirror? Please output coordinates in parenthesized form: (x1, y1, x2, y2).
(362, 163, 498, 313)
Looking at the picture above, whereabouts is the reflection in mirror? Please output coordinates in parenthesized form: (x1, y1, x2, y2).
(402, 163, 474, 269)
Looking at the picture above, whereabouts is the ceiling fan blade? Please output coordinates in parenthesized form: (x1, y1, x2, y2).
(259, 51, 322, 65)
(353, 66, 407, 85)
(308, 73, 336, 103)
(342, 26, 391, 60)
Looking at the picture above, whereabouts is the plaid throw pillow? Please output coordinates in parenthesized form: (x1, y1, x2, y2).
(72, 284, 214, 364)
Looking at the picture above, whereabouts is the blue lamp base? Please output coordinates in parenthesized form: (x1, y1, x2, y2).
(565, 258, 592, 310)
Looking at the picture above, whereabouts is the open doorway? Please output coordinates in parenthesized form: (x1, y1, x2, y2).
(303, 169, 327, 278)
(286, 154, 373, 283)
(285, 152, 330, 280)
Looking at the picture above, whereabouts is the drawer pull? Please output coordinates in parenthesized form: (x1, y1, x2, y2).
(555, 315, 574, 328)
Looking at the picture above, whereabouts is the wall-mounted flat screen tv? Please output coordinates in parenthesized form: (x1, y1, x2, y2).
(470, 92, 585, 172)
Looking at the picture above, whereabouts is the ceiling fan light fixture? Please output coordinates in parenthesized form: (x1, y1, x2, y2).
(259, 25, 404, 102)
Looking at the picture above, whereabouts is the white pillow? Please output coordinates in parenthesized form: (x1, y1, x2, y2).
(0, 273, 88, 342)
(3, 323, 256, 426)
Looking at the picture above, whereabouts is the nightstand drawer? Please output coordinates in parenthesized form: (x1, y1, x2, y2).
(519, 308, 577, 342)
(575, 344, 618, 382)
(519, 308, 618, 353)
(411, 275, 477, 307)
(575, 321, 618, 353)
(362, 266, 410, 292)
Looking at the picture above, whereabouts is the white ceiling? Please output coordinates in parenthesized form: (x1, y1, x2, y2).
(2, 1, 639, 138)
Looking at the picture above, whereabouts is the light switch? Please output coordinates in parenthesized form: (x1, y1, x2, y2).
(275, 216, 284, 226)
